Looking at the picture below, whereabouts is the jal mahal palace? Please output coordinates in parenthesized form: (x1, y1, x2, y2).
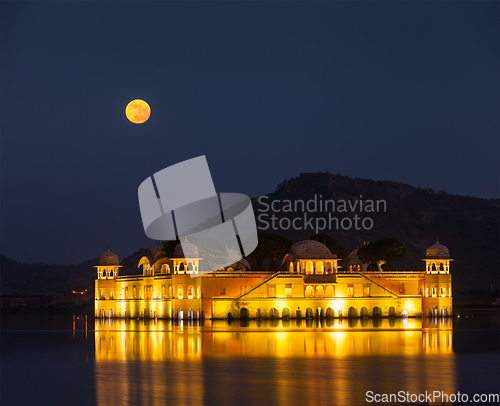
(94, 238, 453, 320)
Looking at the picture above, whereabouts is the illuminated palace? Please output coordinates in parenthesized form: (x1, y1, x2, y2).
(95, 239, 452, 319)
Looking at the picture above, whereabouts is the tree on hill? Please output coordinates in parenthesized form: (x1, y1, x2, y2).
(310, 233, 345, 260)
(247, 232, 292, 270)
(161, 239, 180, 258)
(163, 237, 229, 272)
(187, 237, 229, 272)
(357, 238, 408, 270)
(268, 257, 280, 272)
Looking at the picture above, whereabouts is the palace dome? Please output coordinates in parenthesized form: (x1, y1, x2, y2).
(345, 249, 361, 262)
(97, 248, 119, 266)
(425, 240, 450, 259)
(147, 241, 166, 261)
(173, 238, 200, 258)
(226, 247, 241, 263)
(289, 240, 336, 259)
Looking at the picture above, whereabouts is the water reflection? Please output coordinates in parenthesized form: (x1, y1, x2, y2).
(95, 318, 456, 405)
(95, 318, 454, 359)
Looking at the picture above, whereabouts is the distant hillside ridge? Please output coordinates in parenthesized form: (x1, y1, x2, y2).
(1, 172, 498, 293)
(0, 248, 149, 295)
(251, 172, 499, 290)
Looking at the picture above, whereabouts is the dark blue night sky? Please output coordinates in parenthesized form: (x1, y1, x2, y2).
(1, 1, 498, 264)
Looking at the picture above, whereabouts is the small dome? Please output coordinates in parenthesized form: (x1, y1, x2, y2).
(346, 249, 361, 261)
(97, 247, 119, 266)
(342, 249, 362, 268)
(426, 240, 450, 259)
(173, 237, 199, 258)
(289, 240, 336, 259)
(226, 247, 241, 262)
(147, 242, 166, 261)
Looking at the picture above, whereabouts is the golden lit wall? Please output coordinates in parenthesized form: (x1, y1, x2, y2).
(212, 296, 423, 319)
(95, 268, 448, 319)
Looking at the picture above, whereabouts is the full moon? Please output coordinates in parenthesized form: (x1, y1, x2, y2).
(125, 99, 151, 124)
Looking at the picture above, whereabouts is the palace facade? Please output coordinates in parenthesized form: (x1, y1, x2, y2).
(95, 239, 452, 319)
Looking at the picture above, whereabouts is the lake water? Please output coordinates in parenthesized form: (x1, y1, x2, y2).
(1, 310, 499, 405)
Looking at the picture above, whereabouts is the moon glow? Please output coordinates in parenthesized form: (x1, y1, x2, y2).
(126, 99, 151, 124)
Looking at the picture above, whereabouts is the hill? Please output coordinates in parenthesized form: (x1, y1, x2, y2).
(1, 172, 498, 293)
(0, 248, 149, 295)
(251, 172, 499, 290)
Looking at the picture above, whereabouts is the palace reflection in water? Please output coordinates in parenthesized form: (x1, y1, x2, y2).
(94, 318, 455, 405)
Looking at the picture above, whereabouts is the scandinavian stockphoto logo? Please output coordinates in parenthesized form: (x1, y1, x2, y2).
(138, 156, 258, 277)
(256, 195, 387, 233)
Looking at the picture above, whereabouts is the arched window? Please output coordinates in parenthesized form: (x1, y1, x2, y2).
(315, 262, 324, 274)
(162, 285, 166, 299)
(325, 285, 335, 298)
(187, 286, 194, 299)
(315, 285, 324, 298)
(306, 262, 314, 275)
(133, 286, 137, 299)
(109, 270, 113, 277)
(305, 285, 314, 298)
(177, 286, 183, 299)
(439, 263, 444, 272)
(431, 263, 437, 271)
(169, 285, 173, 298)
(289, 262, 294, 273)
(325, 262, 333, 274)
(179, 262, 185, 272)
(102, 270, 106, 278)
(188, 262, 194, 271)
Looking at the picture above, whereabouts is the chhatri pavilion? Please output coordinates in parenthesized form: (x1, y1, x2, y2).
(95, 239, 452, 319)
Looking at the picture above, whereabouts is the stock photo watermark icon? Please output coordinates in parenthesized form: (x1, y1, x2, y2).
(138, 156, 258, 276)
